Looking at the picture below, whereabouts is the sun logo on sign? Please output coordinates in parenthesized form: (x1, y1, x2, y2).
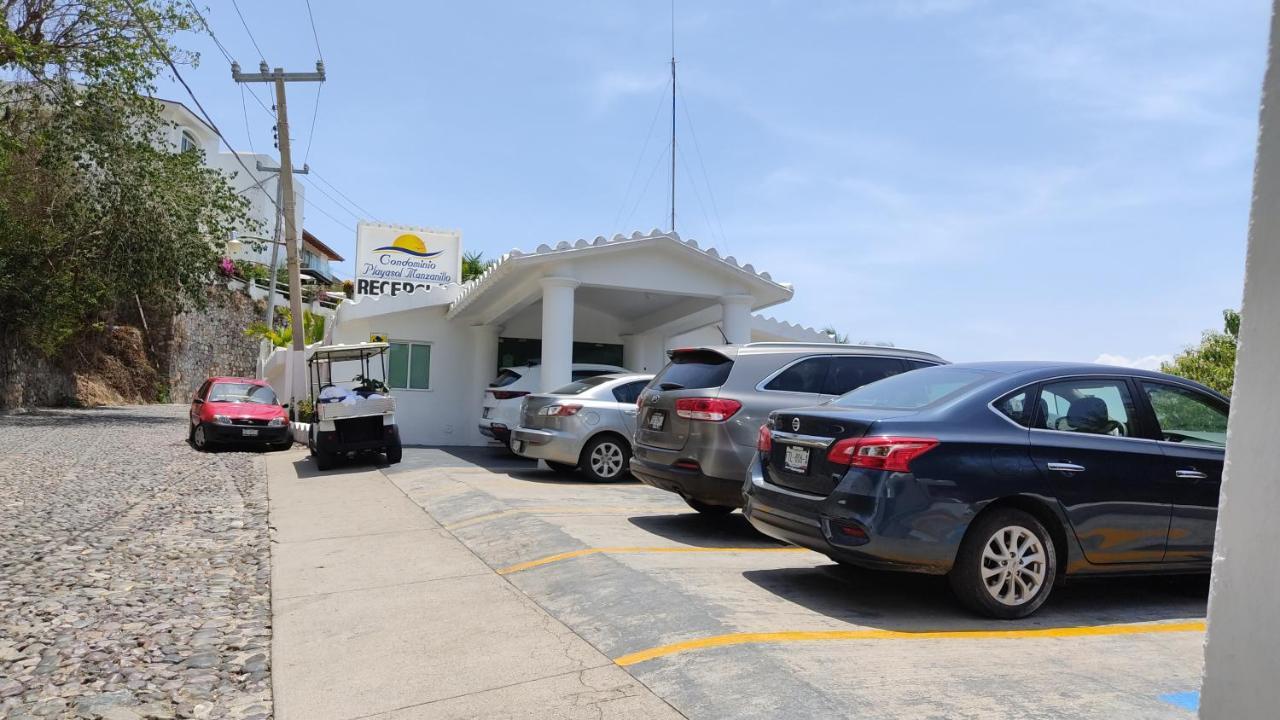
(375, 233, 444, 258)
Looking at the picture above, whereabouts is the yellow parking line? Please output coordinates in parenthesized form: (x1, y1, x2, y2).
(497, 546, 809, 575)
(446, 506, 661, 531)
(613, 620, 1208, 666)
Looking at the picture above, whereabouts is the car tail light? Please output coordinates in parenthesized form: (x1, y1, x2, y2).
(674, 397, 742, 421)
(489, 390, 530, 400)
(756, 424, 773, 452)
(538, 403, 582, 417)
(827, 436, 939, 472)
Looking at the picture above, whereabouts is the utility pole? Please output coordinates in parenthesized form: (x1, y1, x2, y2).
(670, 55, 676, 234)
(234, 61, 325, 411)
(254, 160, 309, 328)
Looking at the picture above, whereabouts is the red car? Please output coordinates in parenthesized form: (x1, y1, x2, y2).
(189, 376, 293, 451)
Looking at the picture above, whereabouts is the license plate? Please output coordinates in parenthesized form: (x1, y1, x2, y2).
(784, 445, 810, 474)
(512, 440, 524, 453)
(647, 411, 666, 431)
(242, 428, 259, 437)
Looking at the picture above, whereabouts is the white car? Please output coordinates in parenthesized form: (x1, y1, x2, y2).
(480, 362, 627, 450)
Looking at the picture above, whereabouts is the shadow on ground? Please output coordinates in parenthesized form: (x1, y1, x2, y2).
(742, 563, 1209, 631)
(0, 408, 179, 427)
(627, 513, 786, 548)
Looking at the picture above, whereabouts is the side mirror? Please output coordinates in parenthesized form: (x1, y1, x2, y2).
(193, 397, 204, 404)
(282, 403, 291, 409)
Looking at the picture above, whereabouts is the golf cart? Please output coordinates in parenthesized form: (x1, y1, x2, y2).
(306, 342, 402, 470)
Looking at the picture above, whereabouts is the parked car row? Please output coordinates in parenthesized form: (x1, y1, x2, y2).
(507, 342, 1228, 619)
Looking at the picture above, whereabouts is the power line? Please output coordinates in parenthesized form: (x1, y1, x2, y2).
(304, 0, 325, 62)
(184, 1, 234, 64)
(229, 0, 267, 62)
(302, 192, 355, 232)
(125, 1, 278, 214)
(309, 169, 380, 220)
(303, 83, 322, 165)
(298, 173, 360, 222)
(239, 84, 256, 155)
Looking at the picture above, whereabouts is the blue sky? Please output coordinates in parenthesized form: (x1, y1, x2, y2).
(162, 1, 1269, 364)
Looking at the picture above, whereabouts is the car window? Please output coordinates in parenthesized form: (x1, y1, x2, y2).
(571, 369, 607, 382)
(995, 390, 1033, 427)
(831, 367, 995, 409)
(195, 380, 211, 401)
(764, 357, 829, 393)
(490, 369, 523, 388)
(1037, 378, 1137, 437)
(1141, 381, 1228, 448)
(612, 380, 648, 404)
(208, 382, 278, 405)
(653, 350, 734, 390)
(902, 359, 940, 372)
(552, 375, 616, 395)
(821, 356, 907, 396)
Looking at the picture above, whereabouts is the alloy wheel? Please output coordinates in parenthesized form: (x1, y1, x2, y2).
(193, 425, 207, 450)
(589, 442, 624, 478)
(980, 525, 1047, 606)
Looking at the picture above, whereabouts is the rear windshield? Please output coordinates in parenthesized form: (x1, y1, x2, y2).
(552, 375, 616, 395)
(654, 351, 734, 390)
(829, 367, 995, 410)
(490, 369, 523, 388)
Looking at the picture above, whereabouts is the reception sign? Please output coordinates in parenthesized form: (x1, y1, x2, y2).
(354, 222, 462, 297)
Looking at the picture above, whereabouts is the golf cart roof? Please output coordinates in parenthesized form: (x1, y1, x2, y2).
(308, 342, 390, 363)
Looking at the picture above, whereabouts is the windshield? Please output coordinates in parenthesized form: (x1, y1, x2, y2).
(209, 382, 278, 405)
(552, 375, 617, 395)
(653, 350, 733, 390)
(830, 367, 995, 410)
(490, 369, 523, 388)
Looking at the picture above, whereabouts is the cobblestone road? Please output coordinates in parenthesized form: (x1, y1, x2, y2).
(0, 406, 273, 720)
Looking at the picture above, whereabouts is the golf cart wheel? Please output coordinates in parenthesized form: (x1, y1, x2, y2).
(386, 442, 402, 464)
(313, 449, 334, 471)
(949, 507, 1057, 619)
(683, 497, 734, 516)
(546, 461, 577, 474)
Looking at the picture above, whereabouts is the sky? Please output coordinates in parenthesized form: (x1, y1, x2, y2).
(158, 0, 1270, 365)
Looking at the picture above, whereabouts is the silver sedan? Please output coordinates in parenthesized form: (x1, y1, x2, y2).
(511, 373, 653, 481)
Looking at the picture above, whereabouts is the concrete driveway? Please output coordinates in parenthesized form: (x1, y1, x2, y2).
(270, 446, 1208, 719)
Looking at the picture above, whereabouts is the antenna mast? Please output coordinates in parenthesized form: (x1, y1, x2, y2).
(670, 0, 676, 234)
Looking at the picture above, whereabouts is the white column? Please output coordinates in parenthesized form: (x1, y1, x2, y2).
(720, 293, 754, 345)
(621, 333, 643, 372)
(539, 277, 578, 392)
(470, 324, 501, 444)
(1201, 4, 1280, 717)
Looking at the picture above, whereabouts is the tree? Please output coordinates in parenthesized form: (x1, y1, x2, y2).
(820, 325, 849, 344)
(244, 310, 326, 348)
(1160, 309, 1239, 395)
(0, 1, 252, 355)
(462, 250, 495, 282)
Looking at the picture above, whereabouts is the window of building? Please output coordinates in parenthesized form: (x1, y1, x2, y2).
(388, 342, 431, 390)
(180, 130, 199, 153)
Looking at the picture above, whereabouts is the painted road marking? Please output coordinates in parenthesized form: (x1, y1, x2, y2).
(497, 546, 809, 575)
(613, 621, 1208, 666)
(446, 506, 670, 531)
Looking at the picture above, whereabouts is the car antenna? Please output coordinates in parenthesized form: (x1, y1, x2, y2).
(716, 324, 730, 344)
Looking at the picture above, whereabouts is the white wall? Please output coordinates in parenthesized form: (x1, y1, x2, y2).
(1199, 3, 1280, 716)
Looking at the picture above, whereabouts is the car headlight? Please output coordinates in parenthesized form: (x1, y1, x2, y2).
(214, 414, 232, 425)
(268, 417, 287, 427)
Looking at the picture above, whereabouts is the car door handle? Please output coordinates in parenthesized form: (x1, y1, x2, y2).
(1047, 462, 1086, 473)
(622, 408, 638, 415)
(1176, 469, 1208, 480)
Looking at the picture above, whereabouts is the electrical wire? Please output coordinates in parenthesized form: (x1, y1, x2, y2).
(298, 174, 361, 222)
(612, 74, 673, 235)
(309, 169, 380, 221)
(304, 0, 325, 63)
(622, 143, 671, 233)
(229, 0, 267, 62)
(239, 84, 256, 155)
(302, 83, 321, 165)
(678, 85, 730, 255)
(184, 1, 234, 64)
(302, 192, 355, 232)
(125, 1, 278, 213)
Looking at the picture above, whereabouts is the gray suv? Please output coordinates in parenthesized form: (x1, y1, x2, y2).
(630, 342, 946, 514)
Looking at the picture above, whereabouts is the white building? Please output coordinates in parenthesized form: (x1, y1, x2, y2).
(296, 230, 829, 446)
(157, 99, 338, 278)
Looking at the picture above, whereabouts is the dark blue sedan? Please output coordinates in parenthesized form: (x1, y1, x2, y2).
(743, 361, 1228, 618)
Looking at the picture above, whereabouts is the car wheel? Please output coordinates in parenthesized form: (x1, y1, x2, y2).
(546, 461, 577, 474)
(386, 442, 403, 464)
(684, 497, 735, 516)
(579, 436, 630, 482)
(949, 508, 1057, 619)
(192, 423, 211, 451)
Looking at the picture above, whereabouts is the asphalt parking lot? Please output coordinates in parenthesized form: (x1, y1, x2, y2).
(381, 447, 1208, 719)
